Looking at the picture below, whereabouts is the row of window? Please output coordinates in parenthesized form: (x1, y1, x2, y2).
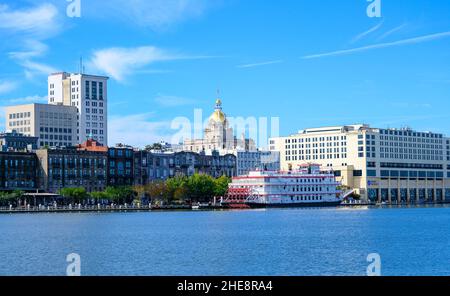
(286, 148, 347, 155)
(85, 122, 104, 128)
(370, 170, 446, 179)
(39, 141, 72, 148)
(286, 142, 346, 149)
(85, 129, 104, 135)
(1, 159, 35, 167)
(85, 108, 104, 114)
(40, 127, 73, 134)
(9, 120, 31, 127)
(40, 134, 72, 141)
(109, 149, 133, 158)
(379, 129, 443, 138)
(284, 136, 347, 144)
(286, 154, 347, 161)
(85, 115, 104, 121)
(9, 112, 31, 119)
(85, 101, 104, 107)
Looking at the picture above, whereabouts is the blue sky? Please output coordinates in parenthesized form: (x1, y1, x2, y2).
(1, 0, 450, 147)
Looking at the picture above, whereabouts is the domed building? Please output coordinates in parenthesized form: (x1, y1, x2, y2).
(183, 98, 256, 154)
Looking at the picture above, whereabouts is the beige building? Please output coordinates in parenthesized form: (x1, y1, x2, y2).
(5, 103, 78, 148)
(183, 99, 256, 154)
(269, 124, 450, 203)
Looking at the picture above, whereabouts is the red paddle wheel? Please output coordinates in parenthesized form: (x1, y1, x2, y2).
(222, 187, 252, 209)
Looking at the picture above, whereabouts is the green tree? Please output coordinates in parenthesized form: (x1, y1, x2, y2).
(104, 186, 135, 204)
(214, 175, 231, 197)
(0, 192, 18, 206)
(90, 191, 108, 203)
(173, 186, 189, 204)
(145, 143, 163, 151)
(146, 181, 169, 205)
(59, 187, 88, 204)
(166, 176, 188, 202)
(186, 174, 216, 203)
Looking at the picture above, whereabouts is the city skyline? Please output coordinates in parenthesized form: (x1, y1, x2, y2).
(1, 1, 450, 147)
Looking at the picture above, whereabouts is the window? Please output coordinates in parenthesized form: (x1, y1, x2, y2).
(353, 170, 363, 177)
(367, 170, 377, 177)
(381, 170, 389, 177)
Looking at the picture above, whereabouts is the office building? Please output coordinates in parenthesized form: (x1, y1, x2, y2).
(48, 72, 109, 145)
(5, 103, 78, 148)
(269, 124, 450, 203)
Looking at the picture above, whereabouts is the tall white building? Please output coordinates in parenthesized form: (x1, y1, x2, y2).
(5, 103, 78, 148)
(48, 72, 108, 146)
(269, 124, 450, 203)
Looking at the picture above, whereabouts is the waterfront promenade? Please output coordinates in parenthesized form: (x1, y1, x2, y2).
(0, 204, 192, 214)
(1, 201, 449, 214)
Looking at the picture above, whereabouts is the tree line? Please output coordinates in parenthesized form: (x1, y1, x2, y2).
(60, 174, 231, 205)
(0, 190, 24, 207)
(0, 174, 232, 207)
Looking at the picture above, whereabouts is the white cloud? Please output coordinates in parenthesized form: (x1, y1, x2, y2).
(88, 45, 213, 81)
(108, 113, 175, 147)
(154, 94, 196, 107)
(377, 23, 408, 41)
(10, 41, 59, 79)
(21, 60, 59, 78)
(84, 0, 214, 30)
(237, 60, 283, 69)
(302, 31, 450, 59)
(0, 3, 59, 37)
(9, 39, 49, 60)
(88, 46, 176, 81)
(0, 3, 61, 79)
(351, 21, 384, 43)
(6, 95, 48, 105)
(0, 81, 18, 95)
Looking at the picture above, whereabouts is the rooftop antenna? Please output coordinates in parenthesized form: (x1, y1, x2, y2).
(79, 56, 83, 74)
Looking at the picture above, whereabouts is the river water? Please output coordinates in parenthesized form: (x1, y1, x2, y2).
(0, 205, 449, 275)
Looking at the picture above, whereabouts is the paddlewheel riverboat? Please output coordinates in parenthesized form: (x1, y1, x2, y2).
(223, 164, 343, 208)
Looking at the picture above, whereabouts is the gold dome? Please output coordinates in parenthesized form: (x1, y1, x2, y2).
(210, 110, 226, 123)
